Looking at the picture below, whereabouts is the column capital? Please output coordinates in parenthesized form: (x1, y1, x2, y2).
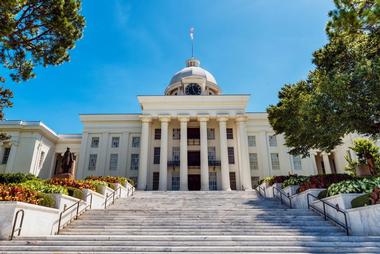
(197, 116, 209, 122)
(178, 116, 190, 122)
(159, 116, 171, 122)
(235, 115, 248, 122)
(140, 115, 152, 123)
(217, 116, 229, 122)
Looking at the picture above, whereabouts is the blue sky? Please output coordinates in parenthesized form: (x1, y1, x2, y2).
(4, 0, 335, 134)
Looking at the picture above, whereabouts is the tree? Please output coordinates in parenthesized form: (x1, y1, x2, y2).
(268, 0, 380, 157)
(0, 0, 85, 129)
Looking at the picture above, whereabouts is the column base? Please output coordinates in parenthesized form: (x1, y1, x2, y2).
(223, 187, 232, 191)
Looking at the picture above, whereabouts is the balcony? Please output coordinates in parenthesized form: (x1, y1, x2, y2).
(187, 139, 200, 145)
(167, 160, 221, 167)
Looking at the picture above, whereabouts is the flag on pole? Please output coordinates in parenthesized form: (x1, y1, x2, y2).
(190, 27, 194, 40)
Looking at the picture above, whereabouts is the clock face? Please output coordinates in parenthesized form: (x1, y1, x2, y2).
(185, 83, 202, 95)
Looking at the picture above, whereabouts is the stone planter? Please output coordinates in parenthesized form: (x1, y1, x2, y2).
(114, 183, 130, 198)
(265, 183, 282, 198)
(82, 189, 105, 209)
(98, 185, 114, 197)
(347, 204, 380, 235)
(0, 201, 59, 240)
(51, 193, 82, 211)
(282, 185, 299, 196)
(290, 188, 326, 209)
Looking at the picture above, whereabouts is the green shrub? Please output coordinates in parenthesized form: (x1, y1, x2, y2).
(351, 193, 371, 208)
(0, 173, 37, 184)
(327, 177, 380, 196)
(19, 180, 68, 195)
(318, 189, 328, 199)
(282, 176, 309, 188)
(37, 193, 56, 208)
(67, 187, 83, 200)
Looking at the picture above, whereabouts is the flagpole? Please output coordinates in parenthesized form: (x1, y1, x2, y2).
(190, 27, 194, 58)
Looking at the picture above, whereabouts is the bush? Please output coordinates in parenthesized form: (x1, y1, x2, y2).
(351, 193, 371, 208)
(282, 176, 309, 188)
(85, 176, 130, 186)
(19, 180, 68, 195)
(318, 189, 328, 199)
(326, 177, 380, 196)
(67, 187, 83, 199)
(298, 174, 353, 193)
(262, 175, 292, 186)
(0, 184, 41, 205)
(37, 193, 56, 208)
(48, 178, 96, 191)
(0, 173, 37, 184)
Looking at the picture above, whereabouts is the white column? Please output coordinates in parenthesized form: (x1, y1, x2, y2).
(199, 116, 209, 191)
(119, 132, 129, 176)
(322, 153, 332, 174)
(236, 116, 252, 190)
(218, 117, 231, 191)
(76, 132, 89, 179)
(159, 116, 170, 191)
(179, 116, 189, 191)
(137, 116, 151, 190)
(99, 132, 109, 175)
(6, 134, 20, 173)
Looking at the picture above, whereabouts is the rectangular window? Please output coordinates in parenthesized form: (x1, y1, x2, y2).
(226, 128, 233, 139)
(248, 136, 256, 147)
(172, 128, 180, 140)
(269, 135, 277, 147)
(228, 147, 235, 164)
(109, 154, 118, 170)
(91, 137, 99, 148)
(172, 176, 180, 191)
(209, 172, 217, 190)
(208, 146, 216, 161)
(132, 137, 140, 148)
(38, 151, 45, 168)
(172, 147, 180, 161)
(154, 128, 161, 140)
(293, 155, 302, 170)
(88, 154, 97, 171)
(154, 147, 160, 164)
(271, 153, 280, 170)
(249, 153, 258, 170)
(130, 154, 139, 170)
(111, 137, 120, 148)
(207, 128, 215, 140)
(2, 147, 11, 164)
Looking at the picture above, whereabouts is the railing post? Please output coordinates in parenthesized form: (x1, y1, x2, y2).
(323, 202, 327, 220)
(104, 193, 108, 209)
(76, 201, 80, 219)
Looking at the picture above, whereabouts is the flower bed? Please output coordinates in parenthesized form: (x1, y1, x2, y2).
(326, 176, 380, 197)
(0, 184, 55, 207)
(298, 174, 352, 193)
(48, 178, 96, 191)
(85, 176, 134, 186)
(0, 173, 37, 184)
(282, 175, 309, 188)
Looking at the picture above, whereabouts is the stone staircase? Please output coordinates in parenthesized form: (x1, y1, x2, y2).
(1, 191, 380, 253)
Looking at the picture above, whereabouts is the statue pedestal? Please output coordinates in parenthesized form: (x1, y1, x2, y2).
(53, 173, 75, 179)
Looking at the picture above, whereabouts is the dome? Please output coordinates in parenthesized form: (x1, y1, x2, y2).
(165, 58, 221, 96)
(169, 59, 217, 86)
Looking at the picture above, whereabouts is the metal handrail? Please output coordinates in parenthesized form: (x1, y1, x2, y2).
(10, 209, 24, 240)
(307, 193, 349, 235)
(257, 185, 266, 198)
(104, 186, 122, 209)
(57, 192, 93, 234)
(272, 186, 292, 208)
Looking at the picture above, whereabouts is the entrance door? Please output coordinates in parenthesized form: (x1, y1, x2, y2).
(229, 172, 237, 190)
(188, 174, 200, 191)
(152, 172, 159, 190)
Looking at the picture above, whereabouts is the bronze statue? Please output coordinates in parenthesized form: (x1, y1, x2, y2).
(61, 147, 75, 174)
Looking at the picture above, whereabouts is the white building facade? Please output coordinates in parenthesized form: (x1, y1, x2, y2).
(0, 58, 361, 190)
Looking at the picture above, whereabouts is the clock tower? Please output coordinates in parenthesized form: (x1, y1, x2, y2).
(164, 58, 221, 96)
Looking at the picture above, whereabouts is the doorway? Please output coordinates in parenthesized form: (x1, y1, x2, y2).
(188, 174, 201, 191)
